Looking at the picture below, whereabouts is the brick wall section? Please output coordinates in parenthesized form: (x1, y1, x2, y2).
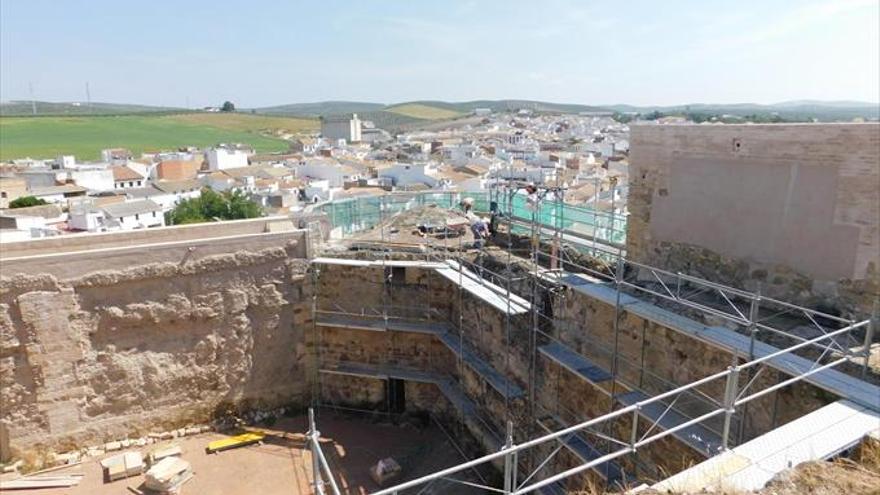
(628, 123, 880, 317)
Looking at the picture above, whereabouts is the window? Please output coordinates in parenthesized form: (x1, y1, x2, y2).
(152, 211, 156, 217)
(1, 192, 6, 198)
(135, 214, 139, 220)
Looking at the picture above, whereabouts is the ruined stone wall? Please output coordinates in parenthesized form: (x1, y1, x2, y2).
(628, 123, 880, 318)
(0, 232, 312, 461)
(317, 327, 452, 372)
(548, 283, 835, 441)
(310, 255, 846, 486)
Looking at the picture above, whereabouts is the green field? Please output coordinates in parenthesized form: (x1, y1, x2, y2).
(0, 113, 319, 161)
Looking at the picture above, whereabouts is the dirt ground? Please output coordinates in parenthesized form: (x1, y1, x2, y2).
(1, 413, 484, 495)
(349, 205, 480, 248)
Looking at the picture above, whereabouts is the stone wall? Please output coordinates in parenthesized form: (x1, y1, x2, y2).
(628, 123, 880, 318)
(0, 235, 312, 461)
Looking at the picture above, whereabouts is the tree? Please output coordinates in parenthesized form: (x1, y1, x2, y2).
(8, 196, 48, 208)
(226, 189, 263, 219)
(165, 187, 263, 225)
(221, 101, 235, 112)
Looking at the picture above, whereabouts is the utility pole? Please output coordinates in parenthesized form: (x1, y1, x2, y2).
(85, 82, 92, 113)
(28, 81, 36, 115)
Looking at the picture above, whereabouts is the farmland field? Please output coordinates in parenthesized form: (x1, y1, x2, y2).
(386, 103, 463, 120)
(0, 113, 318, 161)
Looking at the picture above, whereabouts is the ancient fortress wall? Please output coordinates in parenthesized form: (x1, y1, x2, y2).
(628, 123, 880, 317)
(0, 225, 312, 461)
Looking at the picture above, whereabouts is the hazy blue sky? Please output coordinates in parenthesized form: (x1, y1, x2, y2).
(1, 0, 878, 107)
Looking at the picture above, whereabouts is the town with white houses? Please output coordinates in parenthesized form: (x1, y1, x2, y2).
(0, 110, 630, 241)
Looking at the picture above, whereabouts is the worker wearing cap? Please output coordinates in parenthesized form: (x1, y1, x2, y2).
(525, 183, 540, 212)
(461, 197, 489, 247)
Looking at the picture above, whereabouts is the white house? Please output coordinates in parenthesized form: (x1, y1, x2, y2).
(379, 163, 438, 189)
(304, 179, 331, 203)
(67, 203, 107, 232)
(55, 155, 76, 168)
(112, 166, 146, 189)
(493, 165, 556, 184)
(151, 180, 203, 210)
(29, 184, 88, 203)
(206, 146, 249, 171)
(70, 168, 115, 192)
(101, 200, 165, 230)
(0, 204, 65, 240)
(297, 160, 361, 188)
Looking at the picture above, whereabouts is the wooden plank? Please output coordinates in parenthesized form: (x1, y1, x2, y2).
(539, 342, 612, 385)
(617, 390, 723, 457)
(205, 432, 265, 453)
(435, 260, 530, 314)
(315, 314, 450, 335)
(311, 257, 446, 268)
(439, 333, 524, 398)
(0, 477, 82, 489)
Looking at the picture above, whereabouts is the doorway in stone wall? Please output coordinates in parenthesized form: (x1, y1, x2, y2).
(387, 378, 406, 414)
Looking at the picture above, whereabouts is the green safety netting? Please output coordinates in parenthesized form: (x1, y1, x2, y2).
(316, 191, 626, 245)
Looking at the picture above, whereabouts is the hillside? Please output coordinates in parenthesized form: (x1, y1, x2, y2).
(0, 100, 182, 116)
(605, 101, 879, 121)
(255, 101, 386, 117)
(253, 99, 878, 122)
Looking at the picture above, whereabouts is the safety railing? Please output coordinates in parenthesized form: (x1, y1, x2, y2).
(307, 408, 343, 495)
(370, 319, 871, 495)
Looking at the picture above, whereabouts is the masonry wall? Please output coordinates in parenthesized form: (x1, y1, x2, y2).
(0, 230, 312, 461)
(628, 123, 880, 317)
(303, 253, 848, 487)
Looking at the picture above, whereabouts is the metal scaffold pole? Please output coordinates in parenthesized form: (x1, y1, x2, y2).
(308, 408, 324, 494)
(503, 420, 516, 494)
(311, 265, 321, 410)
(862, 299, 878, 379)
(738, 287, 762, 444)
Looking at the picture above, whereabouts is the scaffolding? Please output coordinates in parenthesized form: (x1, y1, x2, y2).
(305, 188, 878, 494)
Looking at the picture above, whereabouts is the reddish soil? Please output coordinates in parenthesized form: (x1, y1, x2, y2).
(1, 413, 484, 495)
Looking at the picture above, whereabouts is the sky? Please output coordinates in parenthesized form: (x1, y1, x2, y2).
(1, 0, 878, 108)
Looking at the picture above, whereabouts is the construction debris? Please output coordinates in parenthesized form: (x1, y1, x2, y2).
(144, 457, 193, 493)
(100, 452, 144, 482)
(0, 473, 84, 490)
(146, 444, 183, 466)
(369, 457, 401, 486)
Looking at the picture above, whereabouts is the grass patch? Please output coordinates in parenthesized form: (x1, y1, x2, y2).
(0, 113, 318, 161)
(385, 103, 463, 120)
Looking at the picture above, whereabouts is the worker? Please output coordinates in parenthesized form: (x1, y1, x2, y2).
(460, 197, 488, 247)
(525, 183, 540, 212)
(467, 211, 490, 248)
